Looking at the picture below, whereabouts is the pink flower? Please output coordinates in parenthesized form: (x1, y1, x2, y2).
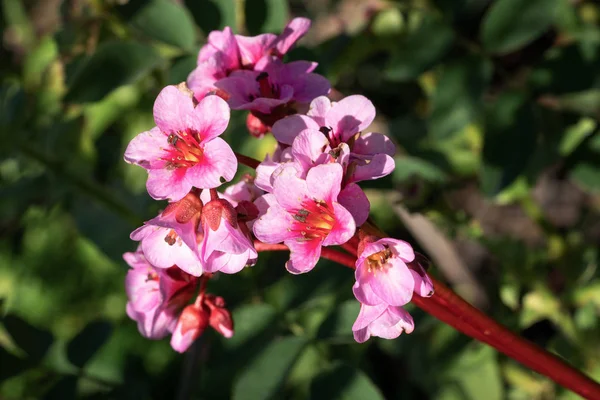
(253, 163, 355, 274)
(198, 197, 257, 274)
(353, 238, 434, 307)
(170, 303, 210, 353)
(214, 58, 330, 115)
(124, 248, 197, 339)
(130, 192, 204, 276)
(352, 303, 414, 343)
(124, 86, 237, 201)
(223, 175, 264, 205)
(272, 95, 395, 182)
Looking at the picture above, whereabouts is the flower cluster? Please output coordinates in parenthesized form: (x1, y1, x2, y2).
(123, 18, 433, 352)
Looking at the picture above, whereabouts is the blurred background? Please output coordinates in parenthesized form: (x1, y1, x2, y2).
(1, 0, 600, 398)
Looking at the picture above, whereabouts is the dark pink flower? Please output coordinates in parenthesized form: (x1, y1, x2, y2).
(253, 163, 355, 274)
(170, 303, 210, 353)
(272, 95, 395, 183)
(198, 198, 257, 274)
(124, 248, 197, 339)
(352, 302, 414, 343)
(214, 58, 329, 115)
(353, 238, 433, 307)
(124, 86, 237, 201)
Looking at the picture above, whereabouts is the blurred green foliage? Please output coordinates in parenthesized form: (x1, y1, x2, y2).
(1, 0, 600, 399)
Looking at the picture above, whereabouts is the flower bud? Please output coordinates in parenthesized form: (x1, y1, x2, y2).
(170, 304, 210, 353)
(205, 296, 234, 338)
(246, 112, 270, 138)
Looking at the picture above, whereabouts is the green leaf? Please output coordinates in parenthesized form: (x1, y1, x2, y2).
(481, 92, 536, 195)
(310, 364, 385, 400)
(225, 303, 277, 349)
(480, 0, 558, 54)
(185, 0, 237, 33)
(428, 56, 492, 139)
(67, 320, 113, 368)
(317, 299, 359, 340)
(65, 41, 162, 103)
(385, 15, 454, 81)
(43, 376, 78, 400)
(167, 55, 198, 85)
(393, 156, 448, 183)
(2, 314, 54, 361)
(131, 0, 197, 50)
(245, 0, 289, 35)
(232, 336, 308, 400)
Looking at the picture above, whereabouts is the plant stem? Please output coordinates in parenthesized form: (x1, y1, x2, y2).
(235, 152, 260, 169)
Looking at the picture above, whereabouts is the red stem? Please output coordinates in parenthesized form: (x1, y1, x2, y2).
(242, 146, 600, 399)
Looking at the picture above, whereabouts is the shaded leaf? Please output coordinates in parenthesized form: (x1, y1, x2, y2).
(67, 320, 113, 368)
(131, 0, 197, 50)
(65, 41, 162, 103)
(480, 0, 558, 54)
(185, 0, 236, 33)
(2, 314, 53, 361)
(245, 0, 289, 35)
(0, 347, 31, 382)
(233, 336, 308, 400)
(43, 375, 78, 400)
(168, 55, 197, 85)
(310, 364, 385, 400)
(317, 299, 359, 340)
(385, 15, 454, 81)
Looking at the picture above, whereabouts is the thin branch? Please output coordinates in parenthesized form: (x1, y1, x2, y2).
(235, 152, 260, 169)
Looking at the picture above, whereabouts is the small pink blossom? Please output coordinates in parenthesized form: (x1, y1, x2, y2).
(272, 95, 395, 183)
(253, 163, 355, 274)
(130, 192, 204, 276)
(352, 302, 414, 343)
(198, 197, 257, 274)
(124, 248, 197, 339)
(353, 238, 433, 307)
(124, 86, 237, 201)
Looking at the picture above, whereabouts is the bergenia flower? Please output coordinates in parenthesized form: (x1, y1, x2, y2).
(253, 163, 355, 274)
(198, 197, 257, 274)
(352, 302, 414, 343)
(353, 238, 433, 307)
(214, 58, 330, 115)
(124, 85, 237, 201)
(130, 198, 204, 276)
(124, 248, 197, 339)
(170, 303, 210, 353)
(272, 95, 395, 183)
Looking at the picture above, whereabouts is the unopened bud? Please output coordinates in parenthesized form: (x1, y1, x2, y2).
(235, 200, 259, 222)
(205, 296, 234, 338)
(170, 304, 209, 353)
(246, 112, 270, 138)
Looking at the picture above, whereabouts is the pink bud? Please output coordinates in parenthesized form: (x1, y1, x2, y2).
(206, 296, 234, 338)
(202, 198, 238, 231)
(246, 112, 270, 138)
(170, 304, 210, 353)
(235, 200, 259, 222)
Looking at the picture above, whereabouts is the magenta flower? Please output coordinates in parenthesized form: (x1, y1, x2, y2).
(124, 248, 197, 339)
(170, 303, 210, 353)
(272, 95, 395, 182)
(352, 302, 414, 343)
(214, 58, 330, 115)
(130, 193, 205, 276)
(253, 163, 355, 274)
(353, 238, 433, 307)
(198, 198, 257, 274)
(124, 86, 237, 201)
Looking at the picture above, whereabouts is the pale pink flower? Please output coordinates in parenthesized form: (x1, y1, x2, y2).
(124, 248, 197, 339)
(352, 303, 414, 343)
(124, 86, 237, 201)
(353, 238, 433, 307)
(170, 303, 210, 353)
(253, 163, 355, 274)
(272, 95, 395, 182)
(198, 198, 257, 274)
(130, 193, 204, 276)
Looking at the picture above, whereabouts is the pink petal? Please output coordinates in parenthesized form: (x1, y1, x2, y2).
(291, 129, 331, 172)
(147, 168, 190, 202)
(352, 275, 384, 306)
(272, 114, 320, 145)
(323, 202, 355, 246)
(272, 165, 309, 211)
(191, 95, 230, 142)
(236, 33, 276, 66)
(185, 137, 237, 189)
(369, 306, 414, 339)
(187, 55, 224, 101)
(353, 132, 396, 157)
(352, 302, 387, 331)
(338, 183, 370, 226)
(326, 95, 376, 140)
(382, 239, 415, 263)
(368, 260, 415, 307)
(203, 27, 240, 70)
(124, 127, 168, 168)
(253, 201, 296, 243)
(153, 86, 195, 134)
(285, 239, 322, 274)
(307, 96, 331, 126)
(349, 154, 395, 183)
(305, 163, 343, 204)
(289, 73, 330, 103)
(273, 17, 311, 55)
(410, 266, 434, 297)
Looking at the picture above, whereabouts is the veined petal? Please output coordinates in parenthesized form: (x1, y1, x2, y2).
(338, 183, 370, 226)
(353, 132, 396, 157)
(285, 238, 322, 274)
(368, 260, 415, 307)
(272, 165, 309, 211)
(147, 168, 190, 202)
(273, 17, 311, 55)
(323, 202, 355, 246)
(124, 127, 168, 168)
(253, 201, 296, 243)
(185, 137, 237, 189)
(352, 302, 387, 331)
(191, 95, 230, 142)
(236, 33, 276, 66)
(305, 163, 343, 204)
(153, 86, 195, 133)
(326, 95, 376, 140)
(307, 96, 331, 126)
(272, 114, 319, 145)
(349, 154, 395, 183)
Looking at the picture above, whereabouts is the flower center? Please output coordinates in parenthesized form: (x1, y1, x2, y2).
(256, 72, 279, 99)
(291, 199, 336, 241)
(162, 130, 204, 169)
(365, 246, 393, 273)
(145, 269, 159, 282)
